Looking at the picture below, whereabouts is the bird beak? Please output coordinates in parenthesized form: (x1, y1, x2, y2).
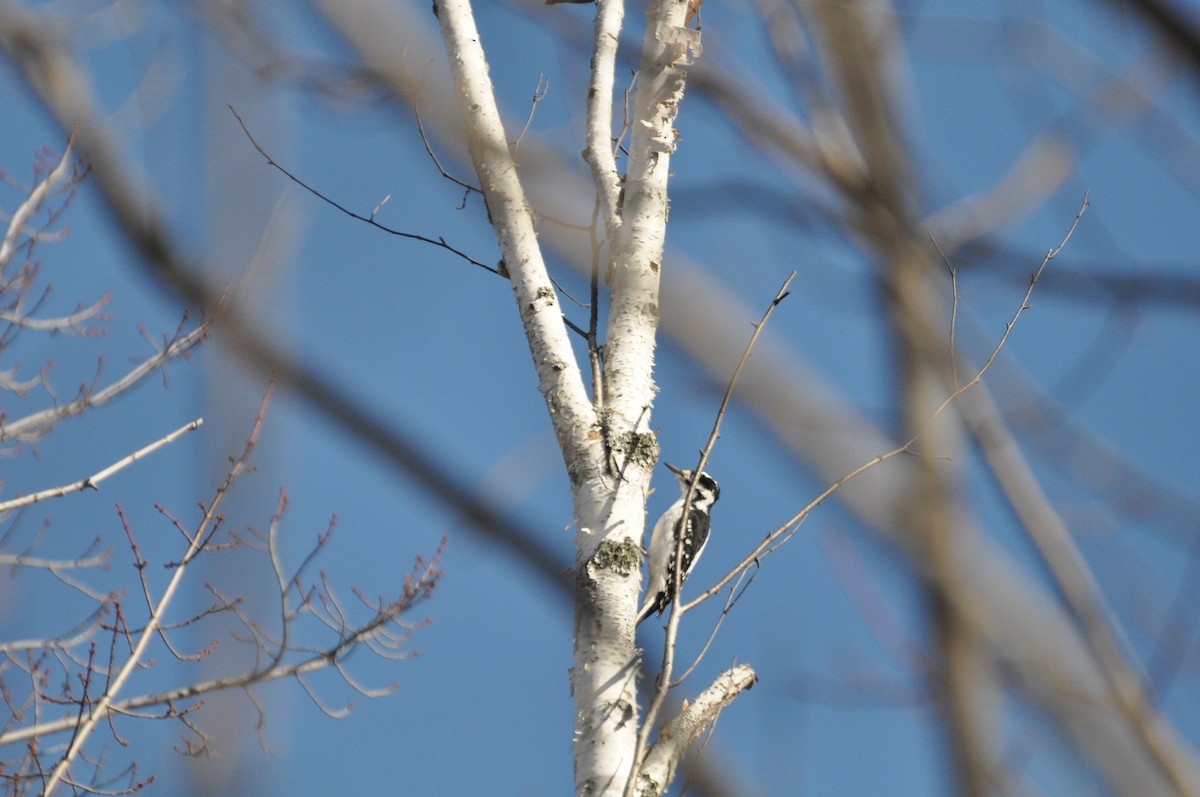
(665, 463, 685, 477)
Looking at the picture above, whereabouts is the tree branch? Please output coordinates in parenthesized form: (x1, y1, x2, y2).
(0, 419, 203, 512)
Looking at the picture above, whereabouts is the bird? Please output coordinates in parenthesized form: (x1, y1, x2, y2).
(638, 463, 720, 625)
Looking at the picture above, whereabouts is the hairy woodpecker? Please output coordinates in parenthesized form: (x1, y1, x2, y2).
(637, 463, 720, 626)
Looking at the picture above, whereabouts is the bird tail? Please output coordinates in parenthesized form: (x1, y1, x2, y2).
(636, 593, 665, 626)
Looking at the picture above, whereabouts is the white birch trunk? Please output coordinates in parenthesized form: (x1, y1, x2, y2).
(434, 2, 749, 795)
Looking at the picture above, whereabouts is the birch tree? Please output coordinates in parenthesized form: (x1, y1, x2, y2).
(437, 1, 755, 792)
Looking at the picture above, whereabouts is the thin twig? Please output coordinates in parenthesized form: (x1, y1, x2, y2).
(686, 196, 1090, 614)
(931, 194, 1089, 422)
(229, 105, 498, 275)
(0, 419, 204, 512)
(629, 272, 794, 796)
(932, 235, 961, 390)
(513, 74, 550, 155)
(412, 74, 482, 198)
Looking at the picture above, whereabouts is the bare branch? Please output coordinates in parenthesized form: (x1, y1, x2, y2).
(228, 105, 500, 275)
(0, 420, 204, 513)
(0, 136, 79, 272)
(632, 272, 794, 793)
(583, 0, 626, 238)
(36, 390, 270, 794)
(963, 352, 1199, 797)
(686, 199, 1087, 616)
(0, 320, 208, 446)
(636, 664, 757, 797)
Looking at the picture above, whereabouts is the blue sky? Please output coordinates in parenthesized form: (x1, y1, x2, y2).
(3, 0, 1200, 794)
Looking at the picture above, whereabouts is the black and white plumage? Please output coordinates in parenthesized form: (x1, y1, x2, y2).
(637, 463, 720, 626)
